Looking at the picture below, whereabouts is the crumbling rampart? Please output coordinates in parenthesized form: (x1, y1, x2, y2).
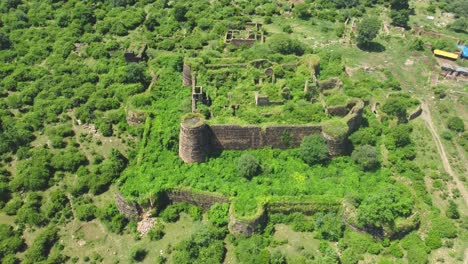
(166, 188, 229, 211)
(179, 100, 364, 163)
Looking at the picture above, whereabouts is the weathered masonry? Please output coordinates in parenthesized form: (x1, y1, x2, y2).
(178, 101, 364, 163)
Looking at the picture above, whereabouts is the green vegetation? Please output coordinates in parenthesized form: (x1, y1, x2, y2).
(237, 154, 261, 179)
(356, 17, 382, 48)
(299, 135, 329, 165)
(0, 0, 465, 263)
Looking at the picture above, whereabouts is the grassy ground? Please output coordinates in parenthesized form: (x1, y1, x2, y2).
(269, 224, 321, 259)
(0, 212, 15, 225)
(60, 213, 198, 263)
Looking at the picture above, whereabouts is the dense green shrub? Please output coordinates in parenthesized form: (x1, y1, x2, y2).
(447, 116, 464, 132)
(0, 224, 24, 260)
(148, 223, 165, 241)
(24, 226, 59, 264)
(357, 186, 413, 228)
(130, 247, 148, 262)
(76, 204, 97, 221)
(208, 203, 229, 227)
(269, 34, 305, 55)
(351, 145, 379, 171)
(99, 204, 128, 234)
(300, 135, 329, 165)
(172, 225, 225, 264)
(237, 154, 261, 179)
(356, 17, 381, 48)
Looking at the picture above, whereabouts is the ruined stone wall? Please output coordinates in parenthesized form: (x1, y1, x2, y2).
(228, 207, 268, 237)
(209, 125, 322, 151)
(115, 192, 141, 220)
(183, 63, 192, 86)
(408, 106, 422, 120)
(179, 101, 364, 163)
(210, 125, 263, 150)
(167, 189, 229, 211)
(264, 126, 322, 148)
(230, 38, 257, 47)
(326, 105, 349, 117)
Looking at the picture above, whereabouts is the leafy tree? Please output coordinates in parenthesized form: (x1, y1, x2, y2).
(382, 97, 408, 122)
(148, 223, 165, 241)
(269, 34, 305, 55)
(425, 230, 442, 250)
(356, 17, 381, 48)
(358, 186, 413, 228)
(293, 3, 311, 20)
(409, 38, 425, 51)
(352, 145, 379, 171)
(314, 212, 345, 241)
(51, 147, 87, 172)
(3, 196, 22, 215)
(0, 32, 11, 50)
(0, 224, 24, 260)
(144, 14, 159, 31)
(446, 200, 460, 219)
(388, 124, 412, 148)
(390, 0, 409, 10)
(172, 225, 225, 264)
(76, 204, 97, 221)
(390, 9, 410, 28)
(447, 116, 464, 132)
(270, 251, 287, 264)
(16, 192, 46, 226)
(350, 127, 378, 146)
(24, 226, 59, 263)
(99, 204, 128, 234)
(300, 135, 329, 165)
(207, 203, 229, 227)
(42, 191, 70, 220)
(10, 149, 52, 191)
(173, 5, 188, 22)
(238, 154, 261, 179)
(449, 18, 468, 33)
(130, 247, 148, 262)
(235, 235, 270, 264)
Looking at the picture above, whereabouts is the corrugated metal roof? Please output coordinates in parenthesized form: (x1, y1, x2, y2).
(434, 49, 459, 60)
(462, 47, 468, 58)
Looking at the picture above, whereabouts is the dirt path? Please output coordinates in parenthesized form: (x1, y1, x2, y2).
(420, 101, 468, 205)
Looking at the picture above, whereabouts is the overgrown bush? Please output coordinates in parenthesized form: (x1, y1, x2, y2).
(237, 154, 261, 179)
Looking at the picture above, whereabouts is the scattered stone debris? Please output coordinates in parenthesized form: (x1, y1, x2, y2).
(405, 59, 414, 66)
(82, 124, 98, 134)
(137, 212, 156, 235)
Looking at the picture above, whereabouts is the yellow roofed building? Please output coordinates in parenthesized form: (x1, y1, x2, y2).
(434, 49, 459, 60)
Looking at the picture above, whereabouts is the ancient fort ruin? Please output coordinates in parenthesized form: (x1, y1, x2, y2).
(178, 51, 365, 163)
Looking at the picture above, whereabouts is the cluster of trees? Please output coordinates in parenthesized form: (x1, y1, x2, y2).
(389, 0, 411, 28)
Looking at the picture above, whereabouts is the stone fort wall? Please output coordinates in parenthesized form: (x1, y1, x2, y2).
(179, 101, 364, 163)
